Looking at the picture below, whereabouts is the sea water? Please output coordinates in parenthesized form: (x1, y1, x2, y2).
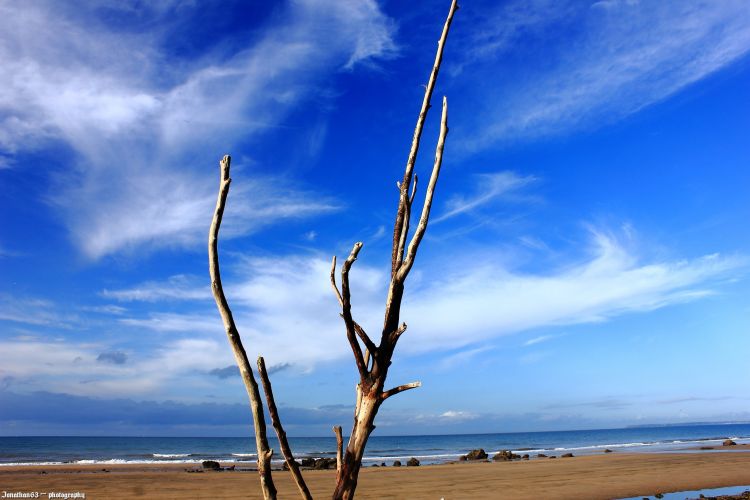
(1, 423, 748, 466)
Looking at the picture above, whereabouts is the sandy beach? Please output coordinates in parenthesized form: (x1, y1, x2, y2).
(2, 449, 750, 499)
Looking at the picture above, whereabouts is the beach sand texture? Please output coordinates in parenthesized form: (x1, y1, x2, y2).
(2, 450, 750, 499)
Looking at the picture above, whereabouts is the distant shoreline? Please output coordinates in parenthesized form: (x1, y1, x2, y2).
(2, 424, 749, 467)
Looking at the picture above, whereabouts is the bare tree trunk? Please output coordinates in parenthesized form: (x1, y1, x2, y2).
(209, 155, 277, 500)
(333, 426, 343, 473)
(330, 3, 457, 497)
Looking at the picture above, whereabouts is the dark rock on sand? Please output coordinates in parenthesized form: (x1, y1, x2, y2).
(604, 449, 613, 453)
(537, 453, 548, 458)
(202, 460, 221, 470)
(561, 453, 574, 458)
(464, 449, 489, 460)
(407, 457, 420, 467)
(493, 450, 520, 461)
(300, 457, 315, 467)
(723, 439, 737, 446)
(313, 458, 336, 470)
(522, 454, 530, 460)
(392, 460, 402, 467)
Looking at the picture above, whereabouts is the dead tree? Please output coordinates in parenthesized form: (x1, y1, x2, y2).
(208, 1, 458, 498)
(330, 2, 458, 497)
(210, 156, 312, 500)
(209, 155, 277, 500)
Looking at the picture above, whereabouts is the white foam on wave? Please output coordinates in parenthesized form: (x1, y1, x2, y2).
(153, 453, 190, 458)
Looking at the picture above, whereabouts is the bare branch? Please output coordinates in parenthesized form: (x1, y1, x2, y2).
(390, 0, 459, 275)
(329, 255, 343, 307)
(394, 173, 418, 270)
(353, 320, 377, 358)
(381, 381, 422, 401)
(257, 357, 312, 500)
(409, 174, 418, 205)
(340, 242, 367, 378)
(398, 96, 449, 282)
(333, 425, 343, 473)
(209, 155, 277, 500)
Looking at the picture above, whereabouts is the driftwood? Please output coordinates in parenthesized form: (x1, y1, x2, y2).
(330, 2, 458, 497)
(258, 357, 312, 500)
(207, 0, 458, 498)
(209, 155, 277, 499)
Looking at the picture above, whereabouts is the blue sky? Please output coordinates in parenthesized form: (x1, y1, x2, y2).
(0, 0, 749, 437)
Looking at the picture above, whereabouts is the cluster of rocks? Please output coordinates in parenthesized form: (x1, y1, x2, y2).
(457, 448, 537, 462)
(292, 457, 421, 469)
(296, 457, 337, 470)
(723, 439, 737, 446)
(456, 449, 577, 461)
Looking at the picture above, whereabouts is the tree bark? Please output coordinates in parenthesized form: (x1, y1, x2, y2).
(209, 155, 277, 500)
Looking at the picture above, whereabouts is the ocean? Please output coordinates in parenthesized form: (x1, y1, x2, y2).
(1, 423, 749, 467)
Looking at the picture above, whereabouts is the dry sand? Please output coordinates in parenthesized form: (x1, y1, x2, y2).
(2, 449, 750, 499)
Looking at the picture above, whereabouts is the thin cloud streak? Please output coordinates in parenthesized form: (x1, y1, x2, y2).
(103, 275, 210, 302)
(433, 172, 537, 223)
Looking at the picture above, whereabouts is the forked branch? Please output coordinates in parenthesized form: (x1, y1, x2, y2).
(208, 155, 277, 500)
(391, 0, 459, 274)
(336, 242, 369, 379)
(397, 96, 449, 283)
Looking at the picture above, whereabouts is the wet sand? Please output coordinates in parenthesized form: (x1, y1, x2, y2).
(1, 449, 750, 499)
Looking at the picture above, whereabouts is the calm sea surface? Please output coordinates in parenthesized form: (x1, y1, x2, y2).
(1, 424, 749, 466)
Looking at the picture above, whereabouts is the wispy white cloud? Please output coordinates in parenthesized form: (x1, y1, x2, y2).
(103, 275, 210, 302)
(438, 345, 494, 369)
(438, 410, 478, 422)
(0, 0, 394, 258)
(1, 223, 744, 397)
(403, 231, 744, 352)
(0, 295, 79, 328)
(433, 171, 537, 223)
(0, 337, 234, 398)
(110, 228, 745, 367)
(523, 334, 561, 347)
(455, 0, 750, 149)
(80, 305, 127, 315)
